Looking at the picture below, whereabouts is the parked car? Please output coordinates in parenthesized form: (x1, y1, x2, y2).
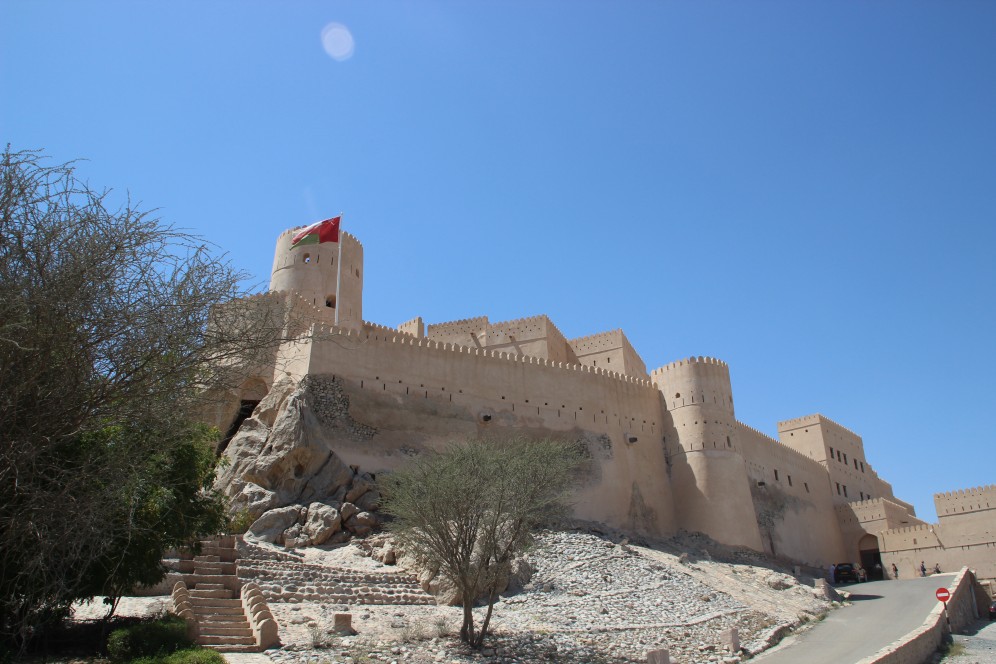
(989, 601, 996, 621)
(834, 563, 861, 584)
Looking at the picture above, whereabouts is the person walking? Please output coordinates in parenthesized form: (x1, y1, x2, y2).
(891, 563, 899, 579)
(920, 561, 927, 577)
(829, 563, 837, 584)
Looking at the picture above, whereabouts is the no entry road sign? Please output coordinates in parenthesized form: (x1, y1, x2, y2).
(936, 588, 951, 603)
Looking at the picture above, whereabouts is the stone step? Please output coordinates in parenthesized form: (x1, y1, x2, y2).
(201, 625, 253, 638)
(198, 616, 250, 626)
(194, 555, 222, 563)
(190, 597, 242, 608)
(195, 583, 227, 591)
(201, 643, 261, 653)
(194, 609, 246, 625)
(170, 561, 238, 575)
(180, 572, 240, 587)
(190, 588, 233, 599)
(193, 605, 245, 617)
(198, 634, 256, 646)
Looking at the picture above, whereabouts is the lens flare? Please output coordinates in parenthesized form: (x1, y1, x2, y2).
(321, 22, 355, 61)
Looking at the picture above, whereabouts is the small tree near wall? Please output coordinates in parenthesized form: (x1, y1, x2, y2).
(380, 438, 581, 648)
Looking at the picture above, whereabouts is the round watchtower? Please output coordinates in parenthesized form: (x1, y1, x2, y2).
(269, 226, 364, 330)
(651, 357, 764, 551)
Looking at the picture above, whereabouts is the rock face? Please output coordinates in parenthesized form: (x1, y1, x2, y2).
(217, 377, 381, 548)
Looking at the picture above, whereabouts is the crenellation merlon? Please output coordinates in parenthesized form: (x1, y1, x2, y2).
(776, 413, 861, 439)
(649, 356, 729, 376)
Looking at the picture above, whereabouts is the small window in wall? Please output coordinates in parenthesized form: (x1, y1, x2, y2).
(355, 268, 360, 278)
(303, 253, 312, 263)
(837, 450, 842, 462)
(726, 436, 731, 447)
(860, 491, 865, 500)
(860, 461, 865, 472)
(325, 295, 336, 309)
(829, 446, 834, 459)
(774, 469, 779, 481)
(854, 459, 858, 469)
(804, 482, 810, 493)
(836, 482, 841, 495)
(843, 485, 848, 497)
(843, 453, 848, 464)
(788, 475, 793, 486)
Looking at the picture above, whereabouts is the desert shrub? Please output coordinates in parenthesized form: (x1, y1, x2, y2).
(228, 507, 255, 534)
(106, 615, 190, 661)
(131, 648, 226, 664)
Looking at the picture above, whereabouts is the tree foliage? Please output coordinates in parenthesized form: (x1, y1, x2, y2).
(0, 148, 289, 647)
(380, 438, 581, 648)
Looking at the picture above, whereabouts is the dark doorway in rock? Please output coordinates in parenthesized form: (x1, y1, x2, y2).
(218, 400, 260, 455)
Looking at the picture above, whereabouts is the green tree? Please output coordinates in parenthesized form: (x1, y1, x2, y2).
(380, 438, 581, 648)
(0, 148, 289, 648)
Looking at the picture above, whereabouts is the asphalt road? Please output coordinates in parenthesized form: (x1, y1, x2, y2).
(752, 573, 956, 664)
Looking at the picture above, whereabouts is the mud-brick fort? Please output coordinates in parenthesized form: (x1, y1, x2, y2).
(215, 226, 996, 588)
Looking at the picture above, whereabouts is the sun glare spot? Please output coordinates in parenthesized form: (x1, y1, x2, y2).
(321, 23, 355, 61)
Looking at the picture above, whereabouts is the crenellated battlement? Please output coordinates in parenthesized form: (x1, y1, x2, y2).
(935, 484, 996, 517)
(427, 315, 488, 336)
(396, 316, 425, 337)
(649, 356, 729, 376)
(570, 328, 625, 350)
(736, 420, 826, 470)
(777, 413, 861, 439)
(363, 320, 416, 338)
(934, 484, 996, 500)
(736, 420, 778, 445)
(884, 523, 933, 535)
(309, 323, 657, 388)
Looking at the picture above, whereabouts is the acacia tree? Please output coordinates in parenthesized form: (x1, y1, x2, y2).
(380, 439, 581, 648)
(0, 148, 290, 648)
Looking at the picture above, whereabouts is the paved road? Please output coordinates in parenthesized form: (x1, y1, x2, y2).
(752, 573, 956, 664)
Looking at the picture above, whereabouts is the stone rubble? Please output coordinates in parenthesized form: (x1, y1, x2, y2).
(256, 530, 831, 664)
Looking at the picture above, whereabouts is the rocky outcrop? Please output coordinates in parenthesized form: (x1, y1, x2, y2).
(216, 377, 382, 548)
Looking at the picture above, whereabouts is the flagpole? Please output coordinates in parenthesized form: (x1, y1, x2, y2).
(334, 213, 343, 327)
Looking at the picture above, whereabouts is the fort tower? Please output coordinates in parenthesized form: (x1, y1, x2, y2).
(269, 226, 364, 330)
(652, 357, 764, 550)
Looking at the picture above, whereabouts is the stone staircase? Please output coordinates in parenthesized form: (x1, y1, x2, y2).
(238, 558, 436, 605)
(172, 537, 276, 652)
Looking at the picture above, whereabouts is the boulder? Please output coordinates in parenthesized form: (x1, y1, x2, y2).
(216, 381, 354, 508)
(345, 511, 378, 537)
(340, 502, 359, 523)
(253, 376, 297, 427)
(345, 472, 375, 503)
(235, 482, 280, 521)
(247, 505, 302, 544)
(283, 523, 310, 549)
(355, 489, 381, 512)
(304, 502, 341, 545)
(765, 573, 797, 590)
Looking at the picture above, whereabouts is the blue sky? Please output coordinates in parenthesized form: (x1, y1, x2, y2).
(3, 1, 994, 523)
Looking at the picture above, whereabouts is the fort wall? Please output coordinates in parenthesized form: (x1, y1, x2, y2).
(737, 422, 846, 565)
(298, 326, 677, 538)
